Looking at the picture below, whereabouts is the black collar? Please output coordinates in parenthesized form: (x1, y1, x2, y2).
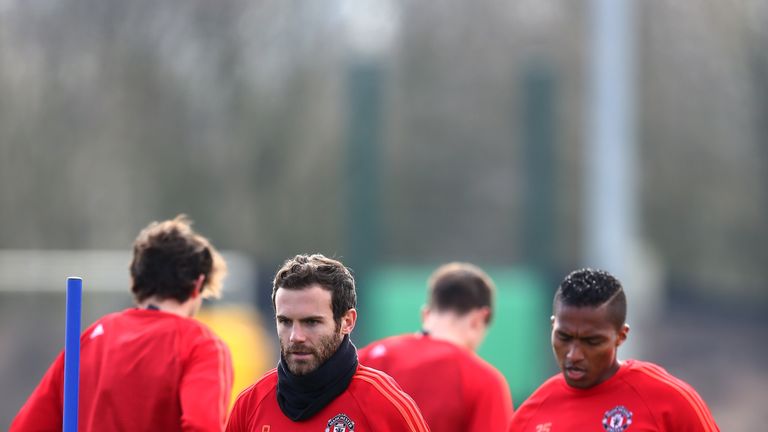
(276, 334, 358, 421)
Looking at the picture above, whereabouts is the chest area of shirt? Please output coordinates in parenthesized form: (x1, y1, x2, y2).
(525, 398, 657, 432)
(250, 394, 369, 432)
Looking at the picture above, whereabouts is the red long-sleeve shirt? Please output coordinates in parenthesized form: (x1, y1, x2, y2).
(358, 333, 514, 432)
(508, 359, 719, 432)
(225, 365, 430, 432)
(11, 308, 233, 432)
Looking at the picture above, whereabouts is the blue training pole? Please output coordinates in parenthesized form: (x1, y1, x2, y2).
(63, 277, 82, 432)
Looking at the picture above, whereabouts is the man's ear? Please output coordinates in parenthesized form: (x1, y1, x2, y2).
(616, 323, 630, 346)
(340, 308, 357, 335)
(420, 305, 430, 323)
(471, 307, 491, 329)
(190, 274, 205, 298)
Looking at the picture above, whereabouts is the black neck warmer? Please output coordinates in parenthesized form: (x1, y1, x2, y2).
(276, 335, 358, 421)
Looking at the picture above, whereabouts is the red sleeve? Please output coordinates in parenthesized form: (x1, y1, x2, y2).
(661, 395, 719, 432)
(180, 336, 234, 432)
(465, 366, 514, 431)
(355, 367, 431, 432)
(10, 351, 65, 432)
(634, 365, 720, 432)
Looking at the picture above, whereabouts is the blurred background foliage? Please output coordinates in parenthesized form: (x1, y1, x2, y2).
(1, 0, 766, 301)
(0, 0, 766, 429)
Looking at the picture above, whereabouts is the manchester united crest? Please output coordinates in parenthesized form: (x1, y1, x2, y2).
(603, 405, 633, 432)
(325, 413, 355, 432)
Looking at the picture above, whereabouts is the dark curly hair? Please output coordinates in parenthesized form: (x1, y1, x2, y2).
(272, 254, 356, 329)
(554, 268, 626, 328)
(130, 215, 226, 303)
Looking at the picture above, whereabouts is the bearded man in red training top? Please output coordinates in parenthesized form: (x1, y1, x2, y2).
(226, 254, 429, 432)
(12, 215, 233, 432)
(509, 268, 719, 432)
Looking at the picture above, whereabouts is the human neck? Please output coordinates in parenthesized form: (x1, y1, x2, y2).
(422, 313, 480, 352)
(137, 296, 195, 318)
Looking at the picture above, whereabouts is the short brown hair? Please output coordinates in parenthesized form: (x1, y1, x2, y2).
(272, 254, 356, 327)
(130, 215, 227, 303)
(427, 262, 495, 323)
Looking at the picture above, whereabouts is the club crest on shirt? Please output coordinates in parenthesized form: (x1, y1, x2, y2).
(325, 413, 355, 432)
(602, 405, 633, 431)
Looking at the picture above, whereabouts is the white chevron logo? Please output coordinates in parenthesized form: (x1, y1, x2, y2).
(90, 323, 104, 339)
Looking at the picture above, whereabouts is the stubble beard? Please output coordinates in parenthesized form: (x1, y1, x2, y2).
(282, 331, 343, 376)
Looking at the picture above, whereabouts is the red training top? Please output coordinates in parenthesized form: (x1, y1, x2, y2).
(508, 359, 719, 432)
(358, 333, 514, 432)
(11, 308, 233, 432)
(225, 365, 430, 432)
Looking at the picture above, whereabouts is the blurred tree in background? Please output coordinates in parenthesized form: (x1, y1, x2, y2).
(0, 0, 766, 301)
(1, 1, 767, 429)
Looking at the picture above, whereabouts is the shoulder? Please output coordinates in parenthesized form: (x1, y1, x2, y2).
(453, 349, 511, 397)
(351, 366, 429, 432)
(516, 373, 562, 410)
(530, 372, 562, 395)
(83, 309, 130, 331)
(94, 309, 128, 322)
(227, 370, 278, 431)
(79, 310, 138, 343)
(360, 333, 470, 363)
(508, 374, 562, 429)
(462, 350, 506, 378)
(101, 309, 221, 340)
(622, 360, 719, 431)
(232, 369, 278, 410)
(358, 334, 414, 359)
(623, 360, 705, 399)
(174, 317, 231, 359)
(180, 315, 221, 338)
(352, 365, 407, 395)
(174, 316, 230, 354)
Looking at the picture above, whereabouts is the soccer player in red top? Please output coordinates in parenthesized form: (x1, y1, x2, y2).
(226, 254, 430, 432)
(358, 262, 514, 432)
(509, 268, 720, 432)
(11, 215, 234, 432)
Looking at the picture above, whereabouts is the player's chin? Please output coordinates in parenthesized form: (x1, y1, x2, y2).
(288, 359, 319, 376)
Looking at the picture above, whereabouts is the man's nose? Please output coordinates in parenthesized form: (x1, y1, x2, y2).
(566, 343, 584, 362)
(290, 324, 306, 343)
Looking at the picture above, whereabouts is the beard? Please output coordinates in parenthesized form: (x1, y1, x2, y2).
(281, 331, 343, 376)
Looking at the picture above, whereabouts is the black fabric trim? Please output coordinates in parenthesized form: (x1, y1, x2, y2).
(276, 334, 358, 421)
